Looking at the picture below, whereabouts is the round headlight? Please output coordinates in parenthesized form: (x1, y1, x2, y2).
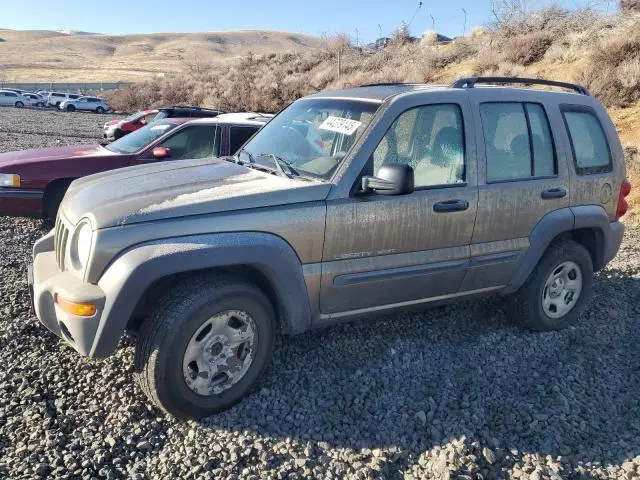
(71, 221, 93, 269)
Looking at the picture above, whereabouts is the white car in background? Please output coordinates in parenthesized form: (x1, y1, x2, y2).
(22, 93, 46, 107)
(59, 96, 109, 113)
(47, 92, 81, 107)
(0, 90, 27, 108)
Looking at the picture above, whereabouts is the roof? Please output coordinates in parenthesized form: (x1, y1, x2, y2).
(188, 112, 273, 126)
(305, 77, 592, 103)
(307, 84, 449, 102)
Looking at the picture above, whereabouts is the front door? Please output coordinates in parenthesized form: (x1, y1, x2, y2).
(320, 95, 479, 317)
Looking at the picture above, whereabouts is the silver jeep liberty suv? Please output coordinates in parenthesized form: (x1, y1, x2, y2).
(29, 77, 631, 419)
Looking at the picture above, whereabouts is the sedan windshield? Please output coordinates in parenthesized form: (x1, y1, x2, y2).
(239, 98, 380, 180)
(105, 121, 179, 153)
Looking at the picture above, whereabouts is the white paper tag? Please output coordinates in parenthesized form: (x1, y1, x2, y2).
(151, 124, 171, 131)
(319, 116, 362, 136)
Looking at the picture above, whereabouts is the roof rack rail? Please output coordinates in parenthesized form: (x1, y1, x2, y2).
(450, 77, 590, 96)
(359, 82, 424, 87)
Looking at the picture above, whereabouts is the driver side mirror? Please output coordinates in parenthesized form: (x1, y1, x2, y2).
(361, 163, 414, 195)
(152, 146, 171, 159)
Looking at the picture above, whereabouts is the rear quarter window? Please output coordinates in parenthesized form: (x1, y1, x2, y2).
(562, 106, 612, 174)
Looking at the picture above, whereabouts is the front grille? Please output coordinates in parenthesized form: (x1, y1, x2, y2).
(54, 215, 70, 271)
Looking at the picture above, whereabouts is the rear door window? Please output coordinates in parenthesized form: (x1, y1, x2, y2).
(480, 102, 556, 182)
(562, 107, 612, 174)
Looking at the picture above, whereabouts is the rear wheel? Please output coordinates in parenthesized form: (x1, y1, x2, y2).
(15, 101, 24, 108)
(96, 106, 105, 114)
(66, 105, 76, 112)
(134, 275, 276, 419)
(510, 240, 593, 331)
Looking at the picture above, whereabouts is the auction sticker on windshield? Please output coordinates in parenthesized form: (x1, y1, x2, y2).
(319, 116, 362, 136)
(151, 125, 172, 132)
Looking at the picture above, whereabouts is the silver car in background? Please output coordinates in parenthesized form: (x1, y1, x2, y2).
(59, 96, 109, 113)
(0, 90, 27, 108)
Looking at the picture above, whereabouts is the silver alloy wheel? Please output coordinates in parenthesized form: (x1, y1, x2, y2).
(182, 310, 257, 396)
(541, 261, 583, 319)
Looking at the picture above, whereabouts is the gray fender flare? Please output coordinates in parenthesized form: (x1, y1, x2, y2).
(504, 205, 614, 294)
(90, 232, 311, 358)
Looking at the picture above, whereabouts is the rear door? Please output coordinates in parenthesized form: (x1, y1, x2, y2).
(464, 90, 570, 291)
(321, 92, 479, 316)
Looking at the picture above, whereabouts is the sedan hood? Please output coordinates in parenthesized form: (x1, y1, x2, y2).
(0, 145, 111, 169)
(62, 158, 331, 228)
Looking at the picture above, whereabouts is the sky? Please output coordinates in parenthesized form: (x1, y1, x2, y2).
(0, 0, 618, 42)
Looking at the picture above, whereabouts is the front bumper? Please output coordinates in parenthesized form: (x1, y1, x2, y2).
(30, 235, 106, 357)
(0, 188, 43, 217)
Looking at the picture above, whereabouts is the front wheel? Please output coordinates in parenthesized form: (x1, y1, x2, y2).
(134, 275, 276, 419)
(96, 106, 105, 114)
(510, 240, 593, 331)
(15, 101, 24, 108)
(66, 105, 76, 112)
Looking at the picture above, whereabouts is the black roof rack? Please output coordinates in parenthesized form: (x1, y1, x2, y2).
(451, 77, 590, 96)
(359, 82, 425, 87)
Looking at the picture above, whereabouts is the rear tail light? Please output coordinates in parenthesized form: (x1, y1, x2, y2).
(616, 178, 632, 220)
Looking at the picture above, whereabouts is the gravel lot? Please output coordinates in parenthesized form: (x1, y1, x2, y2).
(1, 108, 639, 479)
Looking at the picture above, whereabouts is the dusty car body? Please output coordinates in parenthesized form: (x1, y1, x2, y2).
(29, 78, 630, 419)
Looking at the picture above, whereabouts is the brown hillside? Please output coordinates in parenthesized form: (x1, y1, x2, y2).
(0, 29, 322, 82)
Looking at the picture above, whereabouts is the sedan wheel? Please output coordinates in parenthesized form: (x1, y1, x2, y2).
(15, 101, 24, 108)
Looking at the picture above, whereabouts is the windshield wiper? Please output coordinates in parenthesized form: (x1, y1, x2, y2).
(235, 148, 255, 164)
(255, 153, 299, 178)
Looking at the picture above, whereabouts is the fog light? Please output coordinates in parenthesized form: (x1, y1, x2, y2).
(55, 294, 97, 317)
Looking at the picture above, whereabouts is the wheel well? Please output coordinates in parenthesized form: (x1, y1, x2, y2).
(551, 227, 605, 271)
(127, 266, 283, 332)
(42, 178, 75, 218)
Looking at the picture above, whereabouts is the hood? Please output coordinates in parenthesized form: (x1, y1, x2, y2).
(0, 144, 112, 169)
(104, 119, 123, 127)
(62, 157, 332, 228)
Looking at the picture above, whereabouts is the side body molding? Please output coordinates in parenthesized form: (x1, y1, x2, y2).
(503, 208, 575, 294)
(90, 232, 311, 358)
(504, 205, 617, 294)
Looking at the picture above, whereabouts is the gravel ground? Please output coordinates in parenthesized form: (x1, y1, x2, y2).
(0, 108, 639, 479)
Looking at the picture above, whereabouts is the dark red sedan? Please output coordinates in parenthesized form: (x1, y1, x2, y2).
(0, 113, 271, 221)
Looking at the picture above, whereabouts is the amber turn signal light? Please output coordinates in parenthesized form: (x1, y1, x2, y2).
(55, 294, 97, 317)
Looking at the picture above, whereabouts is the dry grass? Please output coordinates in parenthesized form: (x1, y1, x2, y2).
(0, 29, 322, 82)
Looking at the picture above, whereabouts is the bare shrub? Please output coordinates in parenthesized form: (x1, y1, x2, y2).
(578, 30, 640, 106)
(621, 0, 640, 13)
(501, 30, 554, 65)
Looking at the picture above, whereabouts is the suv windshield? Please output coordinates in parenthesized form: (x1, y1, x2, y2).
(105, 121, 179, 153)
(239, 98, 379, 179)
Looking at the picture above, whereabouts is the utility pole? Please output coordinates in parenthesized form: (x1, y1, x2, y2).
(378, 24, 382, 40)
(430, 14, 435, 32)
(355, 28, 359, 46)
(462, 8, 467, 36)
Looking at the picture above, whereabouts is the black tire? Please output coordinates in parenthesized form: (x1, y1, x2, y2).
(43, 181, 71, 226)
(96, 106, 105, 114)
(55, 101, 61, 107)
(134, 275, 276, 419)
(66, 105, 76, 112)
(510, 239, 593, 331)
(15, 101, 24, 108)
(113, 129, 125, 140)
